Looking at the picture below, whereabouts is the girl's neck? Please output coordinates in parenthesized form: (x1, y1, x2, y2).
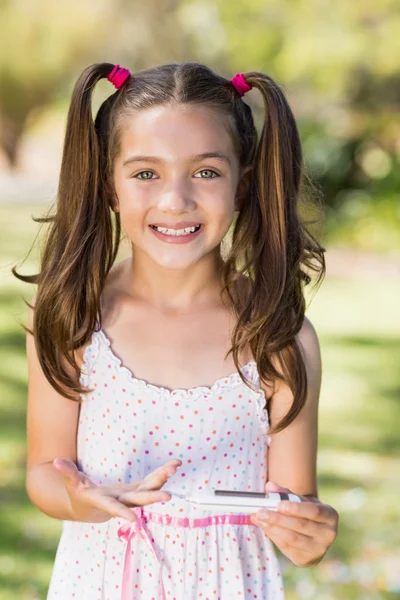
(124, 253, 227, 315)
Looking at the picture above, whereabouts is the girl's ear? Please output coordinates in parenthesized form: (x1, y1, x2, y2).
(108, 181, 119, 212)
(235, 165, 253, 211)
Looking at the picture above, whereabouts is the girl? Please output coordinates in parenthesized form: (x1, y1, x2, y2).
(16, 62, 338, 599)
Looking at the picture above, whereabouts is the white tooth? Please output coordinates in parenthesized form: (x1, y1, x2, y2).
(154, 225, 199, 236)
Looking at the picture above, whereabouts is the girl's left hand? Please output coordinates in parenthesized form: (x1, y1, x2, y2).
(250, 481, 339, 567)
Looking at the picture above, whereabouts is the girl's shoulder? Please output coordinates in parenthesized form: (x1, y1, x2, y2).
(268, 316, 320, 397)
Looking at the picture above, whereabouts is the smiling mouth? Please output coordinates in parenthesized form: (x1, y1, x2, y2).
(149, 224, 202, 237)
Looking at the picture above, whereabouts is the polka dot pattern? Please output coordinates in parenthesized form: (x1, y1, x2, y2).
(46, 328, 284, 599)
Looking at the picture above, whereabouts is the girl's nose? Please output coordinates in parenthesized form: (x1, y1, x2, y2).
(157, 182, 196, 213)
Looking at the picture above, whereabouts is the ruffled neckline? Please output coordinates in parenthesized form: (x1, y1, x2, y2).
(82, 327, 261, 400)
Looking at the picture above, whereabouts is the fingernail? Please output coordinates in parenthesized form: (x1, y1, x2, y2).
(256, 511, 269, 520)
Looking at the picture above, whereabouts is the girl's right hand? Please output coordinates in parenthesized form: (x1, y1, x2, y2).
(53, 457, 182, 523)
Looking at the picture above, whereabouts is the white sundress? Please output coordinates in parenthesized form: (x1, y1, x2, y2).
(46, 326, 285, 599)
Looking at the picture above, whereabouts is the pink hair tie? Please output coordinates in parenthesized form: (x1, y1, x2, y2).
(108, 64, 131, 89)
(231, 73, 252, 96)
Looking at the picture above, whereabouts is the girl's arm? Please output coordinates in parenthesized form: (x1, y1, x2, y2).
(251, 316, 338, 566)
(25, 296, 81, 520)
(267, 316, 320, 497)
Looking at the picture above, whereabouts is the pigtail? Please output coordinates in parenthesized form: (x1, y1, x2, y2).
(223, 72, 326, 433)
(13, 63, 122, 400)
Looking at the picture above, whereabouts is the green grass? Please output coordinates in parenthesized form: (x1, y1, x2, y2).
(0, 203, 399, 599)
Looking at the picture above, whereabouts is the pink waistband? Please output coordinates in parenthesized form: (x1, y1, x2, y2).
(117, 506, 252, 600)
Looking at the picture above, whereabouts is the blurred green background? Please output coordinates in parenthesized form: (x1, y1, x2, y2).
(0, 0, 399, 599)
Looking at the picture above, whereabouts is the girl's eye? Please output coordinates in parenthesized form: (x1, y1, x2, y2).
(195, 169, 219, 179)
(135, 171, 156, 180)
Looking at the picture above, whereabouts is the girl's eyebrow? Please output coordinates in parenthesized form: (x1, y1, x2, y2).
(122, 152, 231, 168)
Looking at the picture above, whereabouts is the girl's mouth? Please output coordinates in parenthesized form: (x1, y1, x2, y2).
(149, 224, 203, 244)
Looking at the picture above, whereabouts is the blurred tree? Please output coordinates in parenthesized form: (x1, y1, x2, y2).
(0, 0, 193, 168)
(180, 0, 400, 209)
(112, 0, 196, 66)
(0, 0, 114, 167)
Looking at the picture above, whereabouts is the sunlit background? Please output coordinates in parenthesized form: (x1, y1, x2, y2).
(0, 1, 399, 599)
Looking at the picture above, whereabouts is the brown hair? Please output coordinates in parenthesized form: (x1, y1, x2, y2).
(13, 61, 325, 434)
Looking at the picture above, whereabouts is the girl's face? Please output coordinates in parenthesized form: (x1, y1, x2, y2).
(113, 104, 247, 271)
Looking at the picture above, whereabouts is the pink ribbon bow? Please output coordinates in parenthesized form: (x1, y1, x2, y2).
(118, 506, 167, 600)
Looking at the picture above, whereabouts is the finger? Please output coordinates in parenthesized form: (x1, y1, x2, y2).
(153, 458, 183, 477)
(100, 458, 183, 496)
(93, 494, 137, 523)
(278, 500, 335, 524)
(53, 458, 87, 488)
(100, 469, 177, 497)
(265, 481, 290, 494)
(252, 516, 314, 552)
(139, 460, 182, 491)
(162, 459, 183, 468)
(101, 480, 142, 495)
(251, 509, 321, 538)
(117, 489, 172, 507)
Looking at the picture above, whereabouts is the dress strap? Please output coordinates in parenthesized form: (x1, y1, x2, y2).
(242, 360, 261, 389)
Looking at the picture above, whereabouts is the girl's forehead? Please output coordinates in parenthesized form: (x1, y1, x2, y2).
(117, 104, 236, 159)
(121, 103, 223, 129)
